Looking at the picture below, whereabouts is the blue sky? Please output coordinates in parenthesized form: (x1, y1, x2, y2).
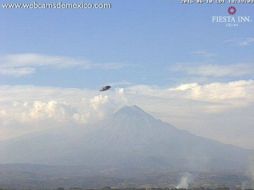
(1, 0, 253, 88)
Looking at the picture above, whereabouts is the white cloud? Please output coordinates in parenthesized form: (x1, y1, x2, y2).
(28, 100, 75, 122)
(0, 53, 124, 77)
(0, 67, 35, 76)
(191, 50, 216, 58)
(169, 80, 254, 111)
(125, 80, 254, 113)
(172, 63, 254, 78)
(90, 95, 109, 111)
(171, 80, 253, 100)
(0, 85, 128, 140)
(239, 38, 254, 46)
(225, 37, 254, 47)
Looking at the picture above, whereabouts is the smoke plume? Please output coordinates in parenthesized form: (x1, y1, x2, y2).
(176, 173, 192, 189)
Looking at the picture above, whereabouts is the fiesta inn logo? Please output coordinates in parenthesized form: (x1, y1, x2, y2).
(212, 6, 252, 27)
(228, 6, 237, 15)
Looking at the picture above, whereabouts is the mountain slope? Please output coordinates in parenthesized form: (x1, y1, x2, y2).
(0, 105, 251, 175)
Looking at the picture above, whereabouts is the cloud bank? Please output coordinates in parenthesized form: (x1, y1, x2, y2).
(0, 80, 254, 149)
(0, 53, 124, 77)
(172, 63, 254, 78)
(225, 37, 254, 47)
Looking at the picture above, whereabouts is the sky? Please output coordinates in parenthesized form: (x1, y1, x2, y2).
(0, 0, 254, 149)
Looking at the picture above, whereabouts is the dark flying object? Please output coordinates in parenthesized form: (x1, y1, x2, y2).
(100, 85, 111, 91)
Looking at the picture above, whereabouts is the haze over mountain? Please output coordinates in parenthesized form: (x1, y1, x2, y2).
(0, 105, 252, 176)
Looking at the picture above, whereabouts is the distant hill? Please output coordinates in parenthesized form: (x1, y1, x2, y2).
(0, 105, 253, 188)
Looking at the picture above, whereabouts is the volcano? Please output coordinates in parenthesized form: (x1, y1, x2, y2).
(0, 106, 252, 183)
